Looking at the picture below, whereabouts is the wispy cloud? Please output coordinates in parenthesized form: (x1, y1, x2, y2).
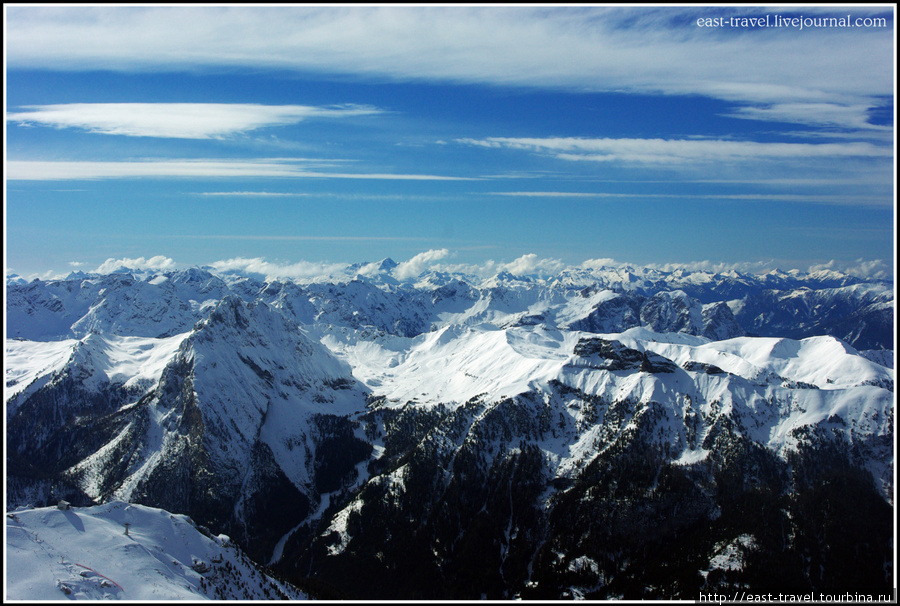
(6, 159, 474, 181)
(459, 137, 892, 165)
(6, 103, 381, 139)
(190, 192, 456, 202)
(486, 191, 892, 208)
(6, 7, 892, 129)
(193, 191, 312, 197)
(165, 235, 434, 243)
(723, 102, 893, 133)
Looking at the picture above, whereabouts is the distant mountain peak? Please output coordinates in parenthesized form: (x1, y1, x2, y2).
(378, 257, 398, 270)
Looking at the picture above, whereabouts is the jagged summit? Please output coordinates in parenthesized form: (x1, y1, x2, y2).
(376, 257, 398, 271)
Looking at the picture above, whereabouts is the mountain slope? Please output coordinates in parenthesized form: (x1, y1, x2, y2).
(6, 502, 305, 600)
(288, 405, 892, 599)
(285, 326, 893, 599)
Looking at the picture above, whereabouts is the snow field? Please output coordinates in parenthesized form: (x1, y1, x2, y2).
(5, 502, 306, 600)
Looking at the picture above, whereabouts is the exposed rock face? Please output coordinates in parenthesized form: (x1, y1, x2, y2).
(640, 290, 704, 336)
(567, 291, 644, 334)
(572, 336, 678, 373)
(701, 300, 744, 341)
(284, 378, 892, 599)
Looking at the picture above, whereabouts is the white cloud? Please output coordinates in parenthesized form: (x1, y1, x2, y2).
(430, 254, 565, 278)
(95, 255, 176, 274)
(6, 160, 472, 181)
(393, 249, 451, 280)
(643, 259, 776, 275)
(460, 137, 892, 165)
(499, 253, 565, 276)
(724, 102, 892, 133)
(30, 270, 72, 281)
(500, 254, 539, 276)
(7, 103, 381, 139)
(209, 257, 347, 281)
(354, 262, 387, 278)
(808, 258, 891, 280)
(5, 7, 892, 129)
(430, 254, 568, 279)
(580, 258, 625, 270)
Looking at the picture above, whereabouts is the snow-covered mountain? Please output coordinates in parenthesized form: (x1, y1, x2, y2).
(7, 295, 371, 565)
(5, 260, 894, 599)
(6, 501, 305, 600)
(6, 268, 249, 341)
(6, 260, 894, 350)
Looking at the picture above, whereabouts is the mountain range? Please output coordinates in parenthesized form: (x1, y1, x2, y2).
(6, 262, 895, 350)
(5, 261, 894, 599)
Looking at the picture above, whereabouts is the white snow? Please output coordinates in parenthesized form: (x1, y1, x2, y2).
(673, 448, 711, 466)
(554, 288, 619, 327)
(100, 332, 192, 389)
(5, 338, 78, 407)
(313, 318, 893, 495)
(322, 324, 582, 409)
(321, 497, 365, 556)
(704, 534, 758, 576)
(5, 502, 305, 600)
(5, 332, 189, 411)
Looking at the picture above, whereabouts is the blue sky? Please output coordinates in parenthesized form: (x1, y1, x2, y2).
(4, 5, 896, 280)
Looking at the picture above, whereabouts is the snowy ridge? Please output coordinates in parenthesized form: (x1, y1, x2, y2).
(182, 296, 367, 490)
(6, 260, 894, 349)
(323, 322, 893, 495)
(5, 332, 189, 419)
(75, 295, 371, 512)
(6, 268, 241, 341)
(6, 502, 305, 600)
(5, 338, 77, 407)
